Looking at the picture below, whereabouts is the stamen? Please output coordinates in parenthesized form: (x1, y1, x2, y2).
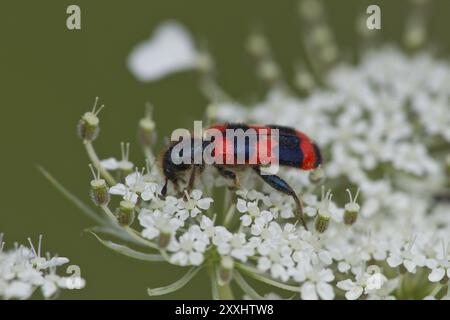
(27, 237, 38, 258)
(354, 188, 360, 202)
(91, 96, 99, 113)
(38, 234, 43, 258)
(145, 102, 154, 120)
(120, 142, 131, 162)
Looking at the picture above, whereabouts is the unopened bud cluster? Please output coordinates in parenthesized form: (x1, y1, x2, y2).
(218, 256, 234, 285)
(344, 189, 360, 226)
(89, 164, 110, 206)
(138, 103, 156, 147)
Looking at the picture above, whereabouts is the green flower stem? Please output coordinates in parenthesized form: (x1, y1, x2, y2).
(84, 140, 116, 186)
(208, 263, 235, 300)
(218, 283, 235, 300)
(233, 270, 264, 300)
(99, 204, 118, 222)
(223, 204, 236, 228)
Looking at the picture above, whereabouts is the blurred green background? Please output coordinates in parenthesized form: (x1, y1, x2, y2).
(2, 0, 450, 299)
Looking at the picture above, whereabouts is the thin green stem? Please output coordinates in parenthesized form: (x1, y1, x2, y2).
(100, 204, 118, 222)
(223, 204, 236, 228)
(428, 283, 444, 298)
(233, 270, 264, 300)
(38, 166, 105, 224)
(237, 263, 301, 293)
(84, 140, 116, 186)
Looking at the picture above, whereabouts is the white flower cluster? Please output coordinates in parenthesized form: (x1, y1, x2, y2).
(214, 47, 450, 299)
(0, 234, 85, 300)
(81, 10, 450, 299)
(104, 167, 356, 299)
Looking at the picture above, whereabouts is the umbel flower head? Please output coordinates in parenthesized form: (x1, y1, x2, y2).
(0, 234, 85, 300)
(56, 0, 450, 300)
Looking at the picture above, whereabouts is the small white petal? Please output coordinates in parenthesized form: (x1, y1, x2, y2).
(337, 279, 355, 291)
(240, 215, 252, 227)
(109, 184, 127, 195)
(101, 158, 119, 170)
(301, 282, 318, 300)
(403, 260, 417, 273)
(338, 262, 351, 273)
(142, 227, 159, 240)
(428, 267, 445, 282)
(190, 207, 201, 218)
(386, 255, 402, 268)
(316, 282, 335, 300)
(345, 286, 364, 300)
(197, 198, 213, 210)
(236, 199, 248, 213)
(191, 189, 203, 200)
(42, 280, 58, 298)
(125, 172, 140, 186)
(189, 252, 204, 266)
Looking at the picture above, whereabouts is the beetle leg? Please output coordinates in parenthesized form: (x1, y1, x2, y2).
(215, 166, 240, 189)
(253, 167, 308, 230)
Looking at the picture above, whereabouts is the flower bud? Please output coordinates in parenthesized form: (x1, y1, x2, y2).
(77, 97, 104, 141)
(90, 178, 110, 206)
(311, 25, 333, 47)
(247, 33, 269, 57)
(298, 0, 323, 22)
(315, 210, 330, 233)
(115, 200, 135, 226)
(258, 60, 280, 84)
(404, 24, 426, 50)
(315, 187, 333, 233)
(89, 164, 110, 206)
(344, 203, 359, 226)
(218, 256, 234, 285)
(309, 167, 325, 184)
(344, 188, 361, 226)
(138, 103, 156, 147)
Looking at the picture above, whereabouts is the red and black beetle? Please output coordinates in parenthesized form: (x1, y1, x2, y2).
(160, 123, 322, 228)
